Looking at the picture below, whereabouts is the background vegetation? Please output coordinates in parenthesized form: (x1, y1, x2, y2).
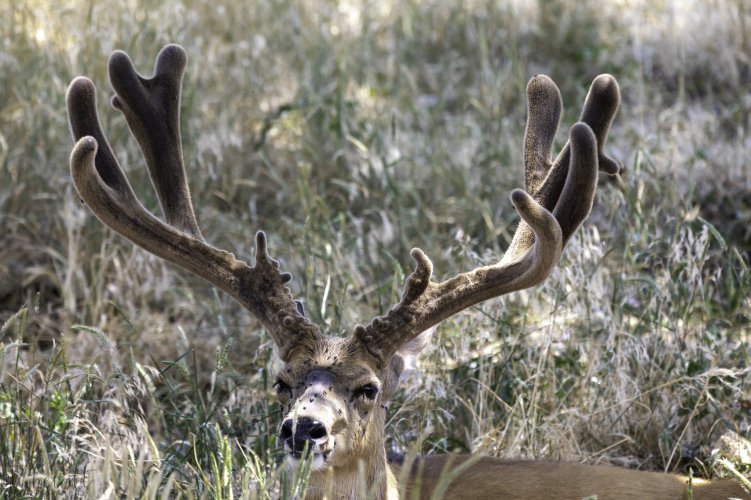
(1, 0, 750, 497)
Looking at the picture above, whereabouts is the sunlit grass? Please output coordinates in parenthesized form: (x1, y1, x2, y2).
(1, 0, 750, 497)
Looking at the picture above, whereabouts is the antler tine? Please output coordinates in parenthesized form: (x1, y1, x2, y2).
(108, 44, 200, 238)
(579, 75, 621, 176)
(67, 77, 137, 202)
(67, 45, 321, 361)
(523, 75, 563, 197)
(355, 75, 615, 367)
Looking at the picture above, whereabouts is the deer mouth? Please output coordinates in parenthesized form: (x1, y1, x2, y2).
(288, 449, 331, 460)
(284, 437, 334, 467)
(285, 448, 332, 470)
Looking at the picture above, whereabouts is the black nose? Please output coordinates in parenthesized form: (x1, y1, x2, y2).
(280, 417, 328, 455)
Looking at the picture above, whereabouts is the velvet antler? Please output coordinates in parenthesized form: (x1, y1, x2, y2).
(354, 74, 620, 366)
(67, 44, 320, 361)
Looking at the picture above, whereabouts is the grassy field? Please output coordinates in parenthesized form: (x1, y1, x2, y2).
(1, 0, 750, 497)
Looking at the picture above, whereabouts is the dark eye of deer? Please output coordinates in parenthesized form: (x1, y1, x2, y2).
(274, 379, 291, 396)
(355, 383, 379, 400)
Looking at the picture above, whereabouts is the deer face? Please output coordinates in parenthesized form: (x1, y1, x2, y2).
(274, 331, 432, 471)
(275, 336, 386, 471)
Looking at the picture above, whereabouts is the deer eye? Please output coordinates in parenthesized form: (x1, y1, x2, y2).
(274, 379, 291, 396)
(354, 383, 379, 400)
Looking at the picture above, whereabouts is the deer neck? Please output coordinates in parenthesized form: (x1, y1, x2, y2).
(305, 416, 398, 500)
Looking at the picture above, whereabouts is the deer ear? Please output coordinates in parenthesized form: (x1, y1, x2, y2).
(384, 327, 435, 393)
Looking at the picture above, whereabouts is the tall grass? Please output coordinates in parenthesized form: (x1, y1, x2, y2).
(1, 0, 749, 497)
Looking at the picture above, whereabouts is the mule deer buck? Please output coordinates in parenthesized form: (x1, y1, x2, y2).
(66, 45, 748, 499)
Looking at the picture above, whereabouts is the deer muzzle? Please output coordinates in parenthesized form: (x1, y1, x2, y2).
(279, 372, 345, 467)
(279, 416, 329, 458)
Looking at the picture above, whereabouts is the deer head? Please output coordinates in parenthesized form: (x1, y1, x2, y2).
(67, 45, 620, 495)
